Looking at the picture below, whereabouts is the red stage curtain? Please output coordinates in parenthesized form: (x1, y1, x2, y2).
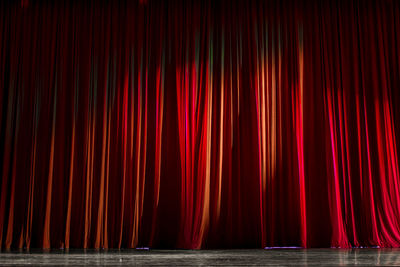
(1, 0, 400, 249)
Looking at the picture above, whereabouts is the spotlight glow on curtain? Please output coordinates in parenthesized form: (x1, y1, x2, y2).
(1, 0, 400, 249)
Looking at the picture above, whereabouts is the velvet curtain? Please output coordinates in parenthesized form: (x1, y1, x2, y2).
(1, 0, 400, 249)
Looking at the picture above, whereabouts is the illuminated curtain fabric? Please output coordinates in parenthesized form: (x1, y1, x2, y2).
(1, 0, 400, 249)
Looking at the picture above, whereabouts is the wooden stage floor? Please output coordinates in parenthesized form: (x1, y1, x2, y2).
(0, 248, 399, 266)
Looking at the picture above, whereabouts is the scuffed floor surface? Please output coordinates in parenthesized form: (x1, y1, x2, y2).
(0, 249, 400, 266)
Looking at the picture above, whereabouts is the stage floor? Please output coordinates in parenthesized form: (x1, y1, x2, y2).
(0, 249, 399, 266)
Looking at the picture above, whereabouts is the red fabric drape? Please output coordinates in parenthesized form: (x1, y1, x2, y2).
(1, 0, 400, 249)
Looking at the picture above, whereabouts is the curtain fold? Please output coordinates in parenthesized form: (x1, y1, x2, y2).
(1, 0, 400, 249)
